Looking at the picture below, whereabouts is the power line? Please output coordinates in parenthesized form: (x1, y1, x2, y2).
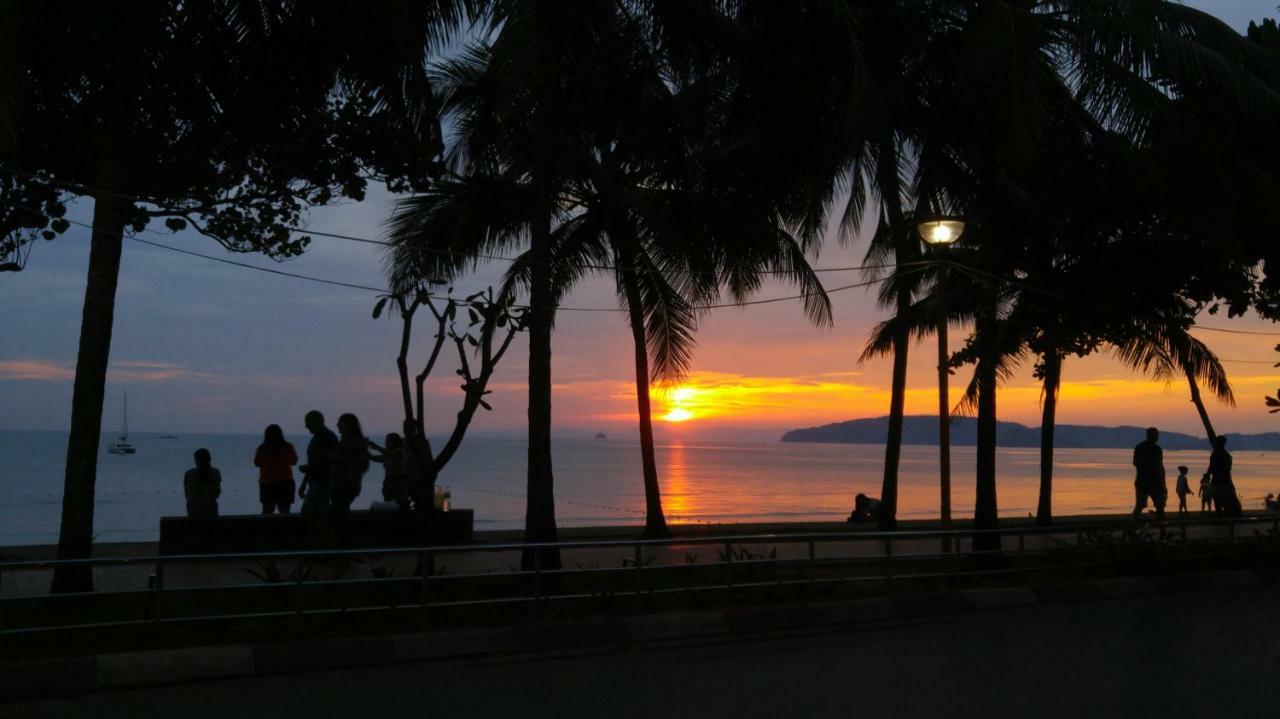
(945, 259, 1280, 340)
(0, 163, 919, 276)
(1218, 358, 1278, 366)
(127, 235, 388, 293)
(12, 171, 1280, 336)
(17, 204, 923, 313)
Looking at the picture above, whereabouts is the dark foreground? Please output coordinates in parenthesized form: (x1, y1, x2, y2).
(9, 584, 1279, 718)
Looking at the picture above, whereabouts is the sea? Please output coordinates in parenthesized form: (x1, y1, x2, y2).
(2, 430, 1278, 546)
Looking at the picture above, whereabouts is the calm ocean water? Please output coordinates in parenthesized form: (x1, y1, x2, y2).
(2, 430, 1278, 546)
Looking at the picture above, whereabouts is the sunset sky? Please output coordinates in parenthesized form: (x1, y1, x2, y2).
(3, 1, 1277, 440)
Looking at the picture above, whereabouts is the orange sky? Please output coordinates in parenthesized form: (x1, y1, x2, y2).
(6, 186, 1280, 438)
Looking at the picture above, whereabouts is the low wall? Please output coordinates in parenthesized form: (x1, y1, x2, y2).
(158, 509, 474, 555)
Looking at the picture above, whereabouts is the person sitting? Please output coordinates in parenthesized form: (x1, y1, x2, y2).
(254, 424, 298, 515)
(368, 432, 410, 510)
(847, 493, 882, 524)
(184, 448, 222, 519)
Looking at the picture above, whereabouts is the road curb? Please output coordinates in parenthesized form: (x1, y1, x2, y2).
(0, 567, 1268, 701)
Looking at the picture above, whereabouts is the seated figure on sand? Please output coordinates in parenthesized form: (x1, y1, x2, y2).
(847, 493, 881, 524)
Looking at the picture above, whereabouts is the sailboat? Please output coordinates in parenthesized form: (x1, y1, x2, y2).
(107, 391, 136, 455)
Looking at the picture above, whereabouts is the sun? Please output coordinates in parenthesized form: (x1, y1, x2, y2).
(661, 386, 699, 422)
(670, 387, 697, 403)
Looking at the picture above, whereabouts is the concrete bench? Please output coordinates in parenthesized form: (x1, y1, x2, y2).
(158, 509, 474, 555)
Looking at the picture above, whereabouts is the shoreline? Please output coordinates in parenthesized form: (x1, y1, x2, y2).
(4, 510, 1274, 561)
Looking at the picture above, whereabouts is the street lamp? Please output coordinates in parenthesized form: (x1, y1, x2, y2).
(917, 216, 964, 544)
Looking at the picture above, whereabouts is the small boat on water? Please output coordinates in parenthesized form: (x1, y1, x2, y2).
(107, 391, 136, 455)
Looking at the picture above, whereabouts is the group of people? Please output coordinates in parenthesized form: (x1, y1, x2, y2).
(182, 411, 435, 545)
(1134, 427, 1241, 520)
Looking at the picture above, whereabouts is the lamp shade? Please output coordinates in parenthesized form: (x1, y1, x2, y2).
(917, 218, 965, 246)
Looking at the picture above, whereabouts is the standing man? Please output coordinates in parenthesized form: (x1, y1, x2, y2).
(1209, 435, 1239, 517)
(1132, 427, 1167, 520)
(299, 410, 339, 517)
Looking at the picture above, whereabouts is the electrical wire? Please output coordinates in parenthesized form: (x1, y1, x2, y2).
(8, 202, 925, 313)
(944, 259, 1280, 340)
(0, 163, 922, 276)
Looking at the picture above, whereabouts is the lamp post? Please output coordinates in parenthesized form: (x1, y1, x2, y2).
(917, 217, 964, 545)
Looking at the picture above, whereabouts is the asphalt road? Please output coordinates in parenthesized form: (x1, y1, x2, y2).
(9, 585, 1280, 718)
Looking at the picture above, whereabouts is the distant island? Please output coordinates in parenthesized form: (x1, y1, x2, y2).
(781, 416, 1280, 451)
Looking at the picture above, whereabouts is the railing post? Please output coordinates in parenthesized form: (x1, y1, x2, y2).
(724, 542, 734, 589)
(884, 536, 893, 590)
(633, 543, 643, 596)
(293, 560, 305, 618)
(533, 547, 543, 611)
(152, 560, 165, 624)
(419, 550, 431, 625)
(808, 540, 816, 587)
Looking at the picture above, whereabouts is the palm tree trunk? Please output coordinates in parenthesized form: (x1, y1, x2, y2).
(522, 208, 560, 571)
(1184, 366, 1218, 446)
(51, 192, 130, 593)
(621, 271, 671, 539)
(877, 135, 908, 531)
(880, 325, 909, 531)
(972, 292, 1001, 553)
(1035, 353, 1062, 526)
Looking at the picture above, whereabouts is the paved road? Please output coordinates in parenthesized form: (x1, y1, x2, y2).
(8, 585, 1280, 718)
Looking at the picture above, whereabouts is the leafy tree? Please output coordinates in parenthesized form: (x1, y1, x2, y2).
(373, 285, 525, 513)
(1248, 18, 1280, 50)
(3, 1, 460, 591)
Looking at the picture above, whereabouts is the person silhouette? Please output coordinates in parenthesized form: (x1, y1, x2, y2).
(1199, 472, 1214, 514)
(299, 410, 338, 517)
(1209, 435, 1240, 517)
(254, 424, 298, 515)
(1174, 465, 1192, 517)
(847, 493, 882, 524)
(184, 448, 222, 519)
(402, 419, 431, 512)
(368, 432, 410, 510)
(1132, 427, 1166, 520)
(330, 412, 371, 547)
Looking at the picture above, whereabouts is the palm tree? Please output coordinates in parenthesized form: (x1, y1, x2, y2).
(393, 2, 655, 569)
(1111, 316, 1236, 445)
(831, 1, 948, 531)
(391, 6, 837, 540)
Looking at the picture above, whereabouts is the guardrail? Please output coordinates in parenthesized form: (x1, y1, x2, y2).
(1, 513, 1276, 637)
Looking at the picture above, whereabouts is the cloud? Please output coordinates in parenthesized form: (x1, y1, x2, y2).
(0, 359, 75, 381)
(0, 358, 212, 383)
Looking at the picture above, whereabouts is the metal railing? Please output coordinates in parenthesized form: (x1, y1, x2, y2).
(1, 513, 1276, 636)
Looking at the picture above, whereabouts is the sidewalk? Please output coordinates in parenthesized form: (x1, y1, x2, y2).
(0, 566, 1267, 703)
(3, 569, 1275, 716)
